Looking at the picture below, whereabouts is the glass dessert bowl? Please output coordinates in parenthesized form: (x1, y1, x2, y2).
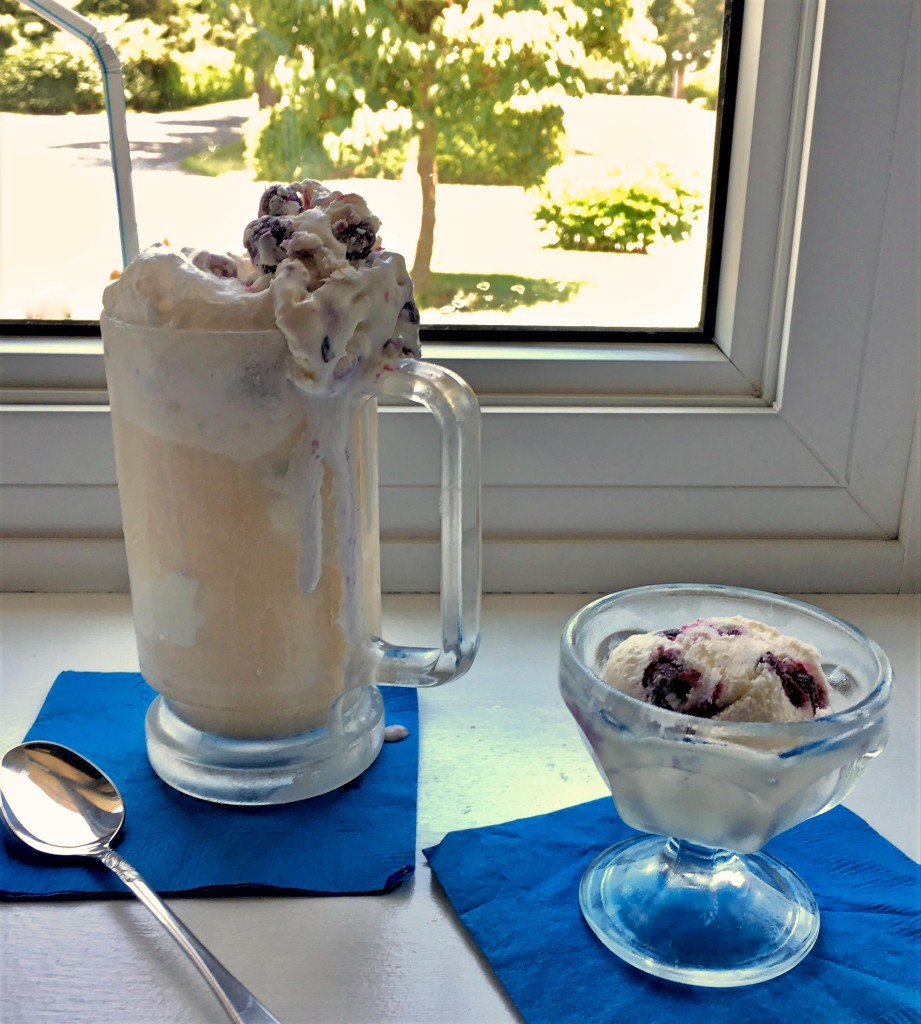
(559, 584, 892, 987)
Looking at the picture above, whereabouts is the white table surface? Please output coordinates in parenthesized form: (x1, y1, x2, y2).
(1, 592, 918, 1024)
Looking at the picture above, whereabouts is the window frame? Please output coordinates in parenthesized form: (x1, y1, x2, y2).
(1, 0, 919, 594)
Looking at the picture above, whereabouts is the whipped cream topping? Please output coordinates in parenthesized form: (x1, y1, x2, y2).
(102, 178, 421, 394)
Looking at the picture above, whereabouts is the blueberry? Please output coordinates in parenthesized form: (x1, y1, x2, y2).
(641, 655, 702, 712)
(687, 684, 725, 718)
(759, 652, 828, 712)
(258, 184, 302, 218)
(243, 215, 290, 273)
(333, 220, 377, 261)
(400, 299, 420, 325)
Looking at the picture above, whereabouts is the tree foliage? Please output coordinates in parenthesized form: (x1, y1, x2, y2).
(647, 0, 724, 98)
(227, 0, 598, 283)
(573, 0, 663, 94)
(573, 0, 723, 97)
(0, 0, 247, 113)
(0, 0, 56, 56)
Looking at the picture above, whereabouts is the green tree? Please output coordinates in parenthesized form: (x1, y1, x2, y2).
(648, 0, 724, 98)
(224, 0, 591, 290)
(573, 0, 665, 95)
(0, 0, 56, 56)
(76, 0, 181, 20)
(2, 0, 246, 111)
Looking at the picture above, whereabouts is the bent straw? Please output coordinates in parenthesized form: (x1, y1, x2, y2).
(21, 0, 139, 265)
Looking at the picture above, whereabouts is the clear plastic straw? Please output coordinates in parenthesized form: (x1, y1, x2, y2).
(22, 0, 139, 265)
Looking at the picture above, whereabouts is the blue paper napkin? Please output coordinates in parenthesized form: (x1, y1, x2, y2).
(425, 800, 921, 1024)
(1, 671, 418, 899)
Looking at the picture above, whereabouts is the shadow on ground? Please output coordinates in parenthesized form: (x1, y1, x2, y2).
(418, 273, 584, 313)
(51, 111, 250, 170)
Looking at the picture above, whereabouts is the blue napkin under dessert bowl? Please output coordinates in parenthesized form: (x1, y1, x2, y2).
(425, 799, 921, 1024)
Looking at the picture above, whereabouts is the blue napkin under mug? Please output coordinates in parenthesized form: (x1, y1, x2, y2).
(0, 671, 418, 898)
(425, 799, 921, 1024)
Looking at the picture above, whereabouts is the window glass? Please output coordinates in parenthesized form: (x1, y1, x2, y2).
(0, 0, 737, 334)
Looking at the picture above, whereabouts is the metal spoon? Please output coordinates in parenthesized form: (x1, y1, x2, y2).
(0, 740, 282, 1024)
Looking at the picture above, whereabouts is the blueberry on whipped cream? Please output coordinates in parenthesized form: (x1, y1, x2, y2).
(243, 215, 290, 274)
(257, 183, 303, 218)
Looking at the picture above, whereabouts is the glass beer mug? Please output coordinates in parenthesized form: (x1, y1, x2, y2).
(101, 317, 480, 804)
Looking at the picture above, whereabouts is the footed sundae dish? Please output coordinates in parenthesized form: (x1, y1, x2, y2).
(559, 584, 891, 987)
(101, 179, 480, 804)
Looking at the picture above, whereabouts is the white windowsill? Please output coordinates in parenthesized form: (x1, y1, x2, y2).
(0, 590, 917, 1023)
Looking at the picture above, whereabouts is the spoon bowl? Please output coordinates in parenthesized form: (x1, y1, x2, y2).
(0, 740, 281, 1024)
(1, 742, 123, 856)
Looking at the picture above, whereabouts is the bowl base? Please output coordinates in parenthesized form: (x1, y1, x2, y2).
(580, 834, 819, 987)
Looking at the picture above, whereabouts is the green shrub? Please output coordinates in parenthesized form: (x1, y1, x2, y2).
(0, 15, 245, 114)
(111, 18, 245, 110)
(174, 42, 248, 107)
(0, 47, 102, 112)
(324, 104, 413, 179)
(247, 99, 410, 182)
(117, 20, 183, 111)
(534, 165, 705, 254)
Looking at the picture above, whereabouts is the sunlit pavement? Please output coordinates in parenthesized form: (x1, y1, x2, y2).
(1, 95, 713, 326)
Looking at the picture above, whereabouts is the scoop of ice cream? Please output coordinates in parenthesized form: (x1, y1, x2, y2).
(601, 615, 830, 723)
(102, 177, 421, 393)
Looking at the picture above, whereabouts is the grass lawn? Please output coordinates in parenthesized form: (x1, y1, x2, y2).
(180, 139, 245, 176)
(418, 272, 584, 314)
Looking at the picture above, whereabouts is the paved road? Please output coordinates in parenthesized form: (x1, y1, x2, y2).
(0, 99, 259, 318)
(6, 97, 256, 172)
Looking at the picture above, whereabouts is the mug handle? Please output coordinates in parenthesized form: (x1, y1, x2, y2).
(371, 360, 481, 686)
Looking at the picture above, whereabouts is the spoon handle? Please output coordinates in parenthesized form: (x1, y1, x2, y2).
(99, 848, 282, 1024)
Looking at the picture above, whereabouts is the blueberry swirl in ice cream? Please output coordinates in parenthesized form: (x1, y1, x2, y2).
(602, 616, 831, 723)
